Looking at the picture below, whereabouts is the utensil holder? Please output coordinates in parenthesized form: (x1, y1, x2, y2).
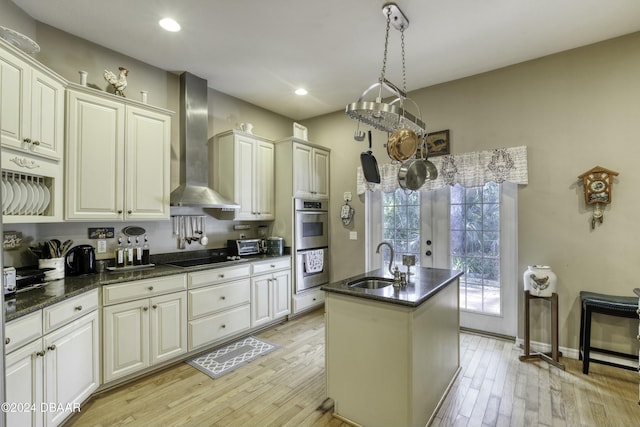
(39, 257, 65, 280)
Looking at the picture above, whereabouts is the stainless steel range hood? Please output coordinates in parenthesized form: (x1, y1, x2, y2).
(170, 72, 239, 208)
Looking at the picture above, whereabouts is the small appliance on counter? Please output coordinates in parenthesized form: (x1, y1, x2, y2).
(266, 237, 284, 257)
(227, 239, 262, 256)
(4, 266, 54, 295)
(3, 266, 16, 296)
(65, 244, 97, 276)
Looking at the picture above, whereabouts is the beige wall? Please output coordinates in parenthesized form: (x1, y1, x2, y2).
(303, 32, 640, 351)
(3, 0, 640, 352)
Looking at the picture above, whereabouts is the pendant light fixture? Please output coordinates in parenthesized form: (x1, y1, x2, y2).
(345, 3, 426, 137)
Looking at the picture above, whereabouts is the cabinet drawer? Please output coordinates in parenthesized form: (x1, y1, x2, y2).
(188, 304, 250, 350)
(293, 288, 325, 314)
(43, 289, 99, 333)
(5, 310, 42, 353)
(188, 278, 250, 320)
(103, 274, 187, 305)
(252, 257, 291, 275)
(188, 264, 251, 289)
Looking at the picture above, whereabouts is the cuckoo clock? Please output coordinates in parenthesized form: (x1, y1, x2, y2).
(577, 166, 619, 229)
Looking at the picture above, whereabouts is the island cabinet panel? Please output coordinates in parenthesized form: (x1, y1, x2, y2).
(325, 279, 460, 427)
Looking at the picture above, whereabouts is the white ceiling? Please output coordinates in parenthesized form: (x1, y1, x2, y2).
(13, 0, 640, 121)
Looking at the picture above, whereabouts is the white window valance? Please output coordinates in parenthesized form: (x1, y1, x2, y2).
(356, 145, 528, 195)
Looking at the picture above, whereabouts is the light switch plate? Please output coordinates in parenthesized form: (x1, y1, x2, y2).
(97, 239, 107, 253)
(349, 231, 357, 240)
(344, 192, 352, 202)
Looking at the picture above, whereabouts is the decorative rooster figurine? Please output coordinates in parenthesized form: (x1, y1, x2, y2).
(103, 66, 129, 96)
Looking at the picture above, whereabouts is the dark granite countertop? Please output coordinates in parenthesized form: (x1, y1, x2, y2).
(4, 254, 290, 322)
(321, 266, 463, 307)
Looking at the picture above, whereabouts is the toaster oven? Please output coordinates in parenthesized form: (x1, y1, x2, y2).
(227, 239, 262, 256)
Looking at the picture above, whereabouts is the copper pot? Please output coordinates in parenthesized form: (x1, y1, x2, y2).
(387, 128, 418, 161)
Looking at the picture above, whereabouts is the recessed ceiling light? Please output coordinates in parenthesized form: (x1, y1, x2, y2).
(159, 18, 181, 32)
(295, 88, 308, 96)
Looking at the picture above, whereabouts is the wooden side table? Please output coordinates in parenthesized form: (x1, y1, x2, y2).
(519, 290, 565, 370)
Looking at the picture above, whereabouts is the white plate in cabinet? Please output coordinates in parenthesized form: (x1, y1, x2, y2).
(188, 264, 251, 289)
(188, 304, 251, 351)
(103, 274, 187, 305)
(4, 310, 42, 353)
(252, 258, 291, 275)
(43, 289, 98, 333)
(188, 278, 251, 320)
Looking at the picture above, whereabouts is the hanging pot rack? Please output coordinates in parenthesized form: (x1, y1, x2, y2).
(345, 3, 426, 137)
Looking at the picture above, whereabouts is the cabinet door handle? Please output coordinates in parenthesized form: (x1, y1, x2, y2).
(117, 210, 123, 214)
(32, 140, 40, 146)
(36, 351, 46, 357)
(152, 304, 158, 309)
(221, 324, 226, 329)
(128, 210, 132, 214)
(270, 264, 276, 268)
(143, 306, 149, 311)
(75, 305, 83, 311)
(148, 286, 154, 291)
(221, 296, 226, 300)
(23, 137, 32, 144)
(5, 337, 10, 345)
(47, 345, 56, 351)
(219, 274, 225, 278)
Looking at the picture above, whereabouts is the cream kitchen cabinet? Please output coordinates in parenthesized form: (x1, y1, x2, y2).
(65, 86, 172, 221)
(1, 40, 65, 223)
(251, 258, 291, 328)
(211, 130, 275, 220)
(1, 40, 65, 161)
(4, 290, 100, 427)
(287, 139, 330, 199)
(102, 275, 187, 383)
(187, 264, 252, 350)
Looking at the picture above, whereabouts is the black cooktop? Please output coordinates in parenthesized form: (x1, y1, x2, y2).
(165, 257, 248, 268)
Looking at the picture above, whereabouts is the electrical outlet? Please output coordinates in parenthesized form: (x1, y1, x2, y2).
(344, 192, 352, 202)
(97, 239, 107, 253)
(350, 231, 357, 240)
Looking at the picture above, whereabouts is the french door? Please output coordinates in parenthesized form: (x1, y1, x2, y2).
(366, 183, 518, 337)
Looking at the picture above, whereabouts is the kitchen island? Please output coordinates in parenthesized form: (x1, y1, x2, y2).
(322, 266, 463, 427)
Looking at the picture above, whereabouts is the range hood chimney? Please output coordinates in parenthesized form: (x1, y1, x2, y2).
(169, 72, 239, 208)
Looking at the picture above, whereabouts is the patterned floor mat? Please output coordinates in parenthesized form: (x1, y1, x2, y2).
(186, 336, 279, 379)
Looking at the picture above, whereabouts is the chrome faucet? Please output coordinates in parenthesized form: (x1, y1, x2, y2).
(375, 242, 395, 275)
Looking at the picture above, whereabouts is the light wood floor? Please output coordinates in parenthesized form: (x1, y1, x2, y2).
(66, 308, 640, 427)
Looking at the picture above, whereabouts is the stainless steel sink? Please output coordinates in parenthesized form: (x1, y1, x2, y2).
(347, 277, 394, 289)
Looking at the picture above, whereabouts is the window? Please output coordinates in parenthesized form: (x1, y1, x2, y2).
(450, 182, 501, 314)
(382, 189, 421, 267)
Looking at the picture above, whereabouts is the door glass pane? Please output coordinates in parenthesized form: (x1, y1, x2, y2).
(450, 182, 501, 315)
(381, 189, 421, 267)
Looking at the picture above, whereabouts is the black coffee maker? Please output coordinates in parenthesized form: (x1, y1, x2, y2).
(65, 245, 97, 275)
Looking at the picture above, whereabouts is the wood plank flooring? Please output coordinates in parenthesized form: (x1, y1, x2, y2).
(66, 308, 640, 427)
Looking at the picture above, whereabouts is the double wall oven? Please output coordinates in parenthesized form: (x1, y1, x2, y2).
(294, 198, 329, 293)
